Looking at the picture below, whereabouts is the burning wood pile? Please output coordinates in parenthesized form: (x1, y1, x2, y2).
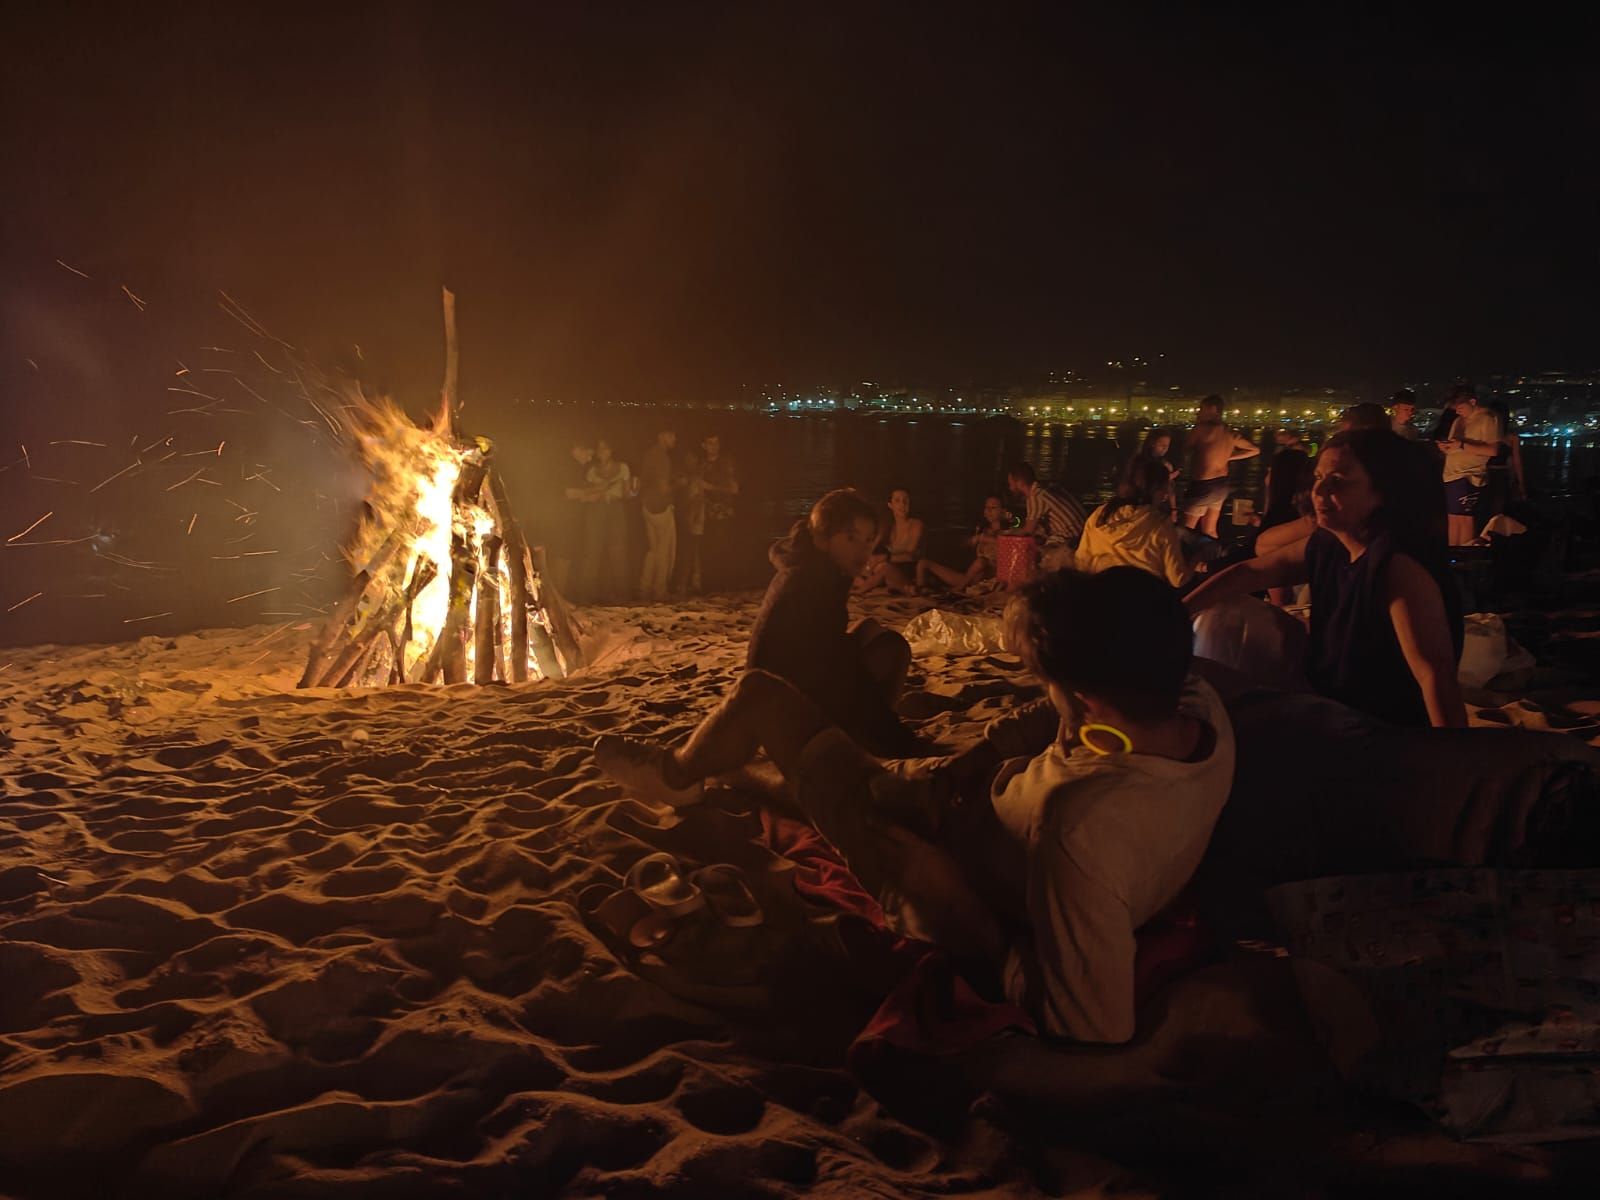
(298, 290, 583, 688)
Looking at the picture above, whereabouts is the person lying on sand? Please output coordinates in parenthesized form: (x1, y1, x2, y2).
(596, 566, 1235, 1044)
(746, 488, 923, 757)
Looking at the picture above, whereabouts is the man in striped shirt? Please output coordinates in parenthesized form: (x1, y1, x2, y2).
(1007, 461, 1086, 571)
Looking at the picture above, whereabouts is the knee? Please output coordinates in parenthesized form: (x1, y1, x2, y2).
(868, 631, 912, 677)
(733, 669, 786, 707)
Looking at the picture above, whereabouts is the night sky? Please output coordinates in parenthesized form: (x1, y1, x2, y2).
(3, 3, 1597, 403)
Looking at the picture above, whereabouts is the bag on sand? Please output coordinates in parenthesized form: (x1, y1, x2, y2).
(1268, 869, 1600, 1142)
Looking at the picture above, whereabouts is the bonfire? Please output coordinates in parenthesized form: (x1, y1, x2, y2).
(298, 290, 582, 688)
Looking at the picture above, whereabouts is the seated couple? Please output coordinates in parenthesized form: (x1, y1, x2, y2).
(596, 562, 1233, 1045)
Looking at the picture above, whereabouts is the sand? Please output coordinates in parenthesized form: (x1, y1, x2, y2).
(2, 587, 1595, 1198)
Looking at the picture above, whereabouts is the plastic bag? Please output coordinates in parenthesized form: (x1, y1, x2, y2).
(1458, 613, 1509, 689)
(902, 609, 1010, 656)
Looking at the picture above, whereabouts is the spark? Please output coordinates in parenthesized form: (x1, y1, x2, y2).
(48, 440, 107, 447)
(88, 459, 142, 493)
(233, 377, 268, 404)
(165, 469, 207, 492)
(28, 476, 79, 486)
(186, 513, 198, 535)
(121, 285, 147, 312)
(251, 350, 282, 375)
(8, 512, 53, 542)
(6, 591, 43, 613)
(5, 536, 93, 547)
(123, 612, 172, 624)
(20, 444, 30, 469)
(240, 549, 278, 556)
(241, 650, 274, 670)
(227, 587, 280, 604)
(25, 359, 38, 371)
(55, 259, 90, 279)
(100, 552, 173, 572)
(245, 471, 281, 492)
(138, 433, 173, 454)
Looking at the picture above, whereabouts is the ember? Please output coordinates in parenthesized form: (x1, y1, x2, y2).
(298, 291, 582, 688)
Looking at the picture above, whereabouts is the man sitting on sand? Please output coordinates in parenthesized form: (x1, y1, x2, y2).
(1007, 461, 1086, 572)
(1181, 395, 1260, 539)
(594, 567, 1235, 1044)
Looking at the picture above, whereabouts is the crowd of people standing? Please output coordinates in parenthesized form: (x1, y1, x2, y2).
(550, 428, 739, 605)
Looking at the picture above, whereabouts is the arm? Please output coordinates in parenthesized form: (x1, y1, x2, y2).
(1003, 835, 1137, 1043)
(1438, 417, 1497, 459)
(1254, 513, 1315, 557)
(1184, 536, 1311, 615)
(1018, 491, 1043, 537)
(1384, 554, 1467, 728)
(704, 462, 739, 495)
(1228, 432, 1261, 462)
(1161, 527, 1193, 589)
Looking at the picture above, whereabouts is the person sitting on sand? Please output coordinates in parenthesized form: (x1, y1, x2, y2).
(745, 488, 921, 756)
(1186, 429, 1465, 727)
(1075, 460, 1192, 589)
(1007, 462, 1086, 571)
(854, 488, 924, 595)
(917, 495, 1010, 592)
(594, 567, 1235, 1045)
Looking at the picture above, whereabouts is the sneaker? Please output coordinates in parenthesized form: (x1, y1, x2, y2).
(594, 735, 704, 808)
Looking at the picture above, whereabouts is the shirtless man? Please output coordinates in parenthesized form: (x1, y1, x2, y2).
(1180, 395, 1260, 539)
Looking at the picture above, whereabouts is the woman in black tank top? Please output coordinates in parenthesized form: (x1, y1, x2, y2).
(1184, 430, 1466, 728)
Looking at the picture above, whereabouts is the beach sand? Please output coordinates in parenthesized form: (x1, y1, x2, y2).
(2, 587, 1596, 1198)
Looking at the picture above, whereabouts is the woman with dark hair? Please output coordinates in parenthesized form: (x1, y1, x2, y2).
(1076, 458, 1191, 587)
(1130, 428, 1179, 517)
(854, 487, 925, 595)
(917, 494, 1010, 590)
(745, 488, 919, 755)
(1187, 429, 1465, 727)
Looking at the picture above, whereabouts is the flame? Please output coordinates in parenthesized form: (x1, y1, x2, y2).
(342, 391, 525, 684)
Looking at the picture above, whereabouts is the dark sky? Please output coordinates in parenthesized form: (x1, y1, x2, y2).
(3, 2, 1597, 403)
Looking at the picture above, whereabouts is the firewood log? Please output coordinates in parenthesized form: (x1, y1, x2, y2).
(473, 537, 502, 684)
(298, 530, 403, 688)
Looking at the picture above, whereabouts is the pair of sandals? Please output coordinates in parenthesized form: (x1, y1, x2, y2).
(588, 852, 764, 950)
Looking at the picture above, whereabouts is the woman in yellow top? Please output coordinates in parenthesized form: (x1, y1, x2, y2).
(1075, 459, 1191, 589)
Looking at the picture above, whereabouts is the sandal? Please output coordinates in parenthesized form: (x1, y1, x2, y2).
(690, 864, 764, 928)
(623, 852, 706, 950)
